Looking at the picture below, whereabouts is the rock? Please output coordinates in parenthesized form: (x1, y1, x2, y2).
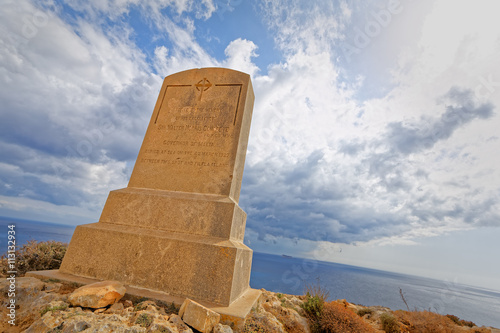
(170, 313, 194, 333)
(25, 311, 64, 333)
(147, 314, 179, 333)
(261, 293, 310, 333)
(135, 300, 160, 312)
(122, 299, 134, 308)
(179, 298, 220, 333)
(289, 296, 303, 307)
(244, 310, 286, 333)
(68, 280, 126, 308)
(61, 319, 91, 333)
(107, 301, 125, 313)
(27, 303, 150, 332)
(43, 281, 63, 293)
(0, 277, 66, 332)
(337, 298, 358, 313)
(214, 323, 234, 333)
(0, 277, 44, 304)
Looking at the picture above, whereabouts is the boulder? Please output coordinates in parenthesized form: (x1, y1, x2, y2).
(179, 299, 220, 333)
(68, 280, 126, 308)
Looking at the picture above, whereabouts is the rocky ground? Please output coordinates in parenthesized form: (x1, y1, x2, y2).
(1, 276, 498, 333)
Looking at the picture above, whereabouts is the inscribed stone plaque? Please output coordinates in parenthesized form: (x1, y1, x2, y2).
(59, 68, 258, 308)
(128, 68, 254, 202)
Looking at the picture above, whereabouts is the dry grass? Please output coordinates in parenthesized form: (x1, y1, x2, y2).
(395, 310, 491, 333)
(446, 314, 476, 328)
(1, 240, 67, 276)
(319, 301, 376, 333)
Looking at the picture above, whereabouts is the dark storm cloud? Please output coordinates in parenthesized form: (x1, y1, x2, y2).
(386, 87, 494, 155)
(5, 89, 155, 209)
(0, 104, 70, 157)
(241, 148, 409, 244)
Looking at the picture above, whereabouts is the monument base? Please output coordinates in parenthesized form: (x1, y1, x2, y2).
(26, 269, 262, 330)
(60, 222, 253, 306)
(99, 187, 248, 240)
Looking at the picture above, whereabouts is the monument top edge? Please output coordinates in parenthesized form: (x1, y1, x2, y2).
(165, 67, 251, 79)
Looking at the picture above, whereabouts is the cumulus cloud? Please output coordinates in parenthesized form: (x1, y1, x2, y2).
(224, 38, 260, 78)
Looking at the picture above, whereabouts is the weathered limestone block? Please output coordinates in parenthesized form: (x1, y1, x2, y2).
(179, 298, 221, 332)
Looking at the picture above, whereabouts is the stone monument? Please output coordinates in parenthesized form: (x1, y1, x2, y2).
(50, 68, 258, 314)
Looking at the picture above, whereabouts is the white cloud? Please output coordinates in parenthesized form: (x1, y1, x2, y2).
(259, 0, 349, 56)
(0, 194, 97, 225)
(223, 38, 260, 78)
(63, 0, 216, 21)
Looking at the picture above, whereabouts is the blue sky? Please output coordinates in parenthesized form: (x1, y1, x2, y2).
(1, 0, 500, 291)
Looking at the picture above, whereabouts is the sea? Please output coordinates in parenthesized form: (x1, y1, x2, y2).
(1, 216, 499, 328)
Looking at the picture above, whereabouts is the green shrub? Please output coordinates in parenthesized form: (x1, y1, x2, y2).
(40, 304, 68, 317)
(1, 240, 67, 276)
(300, 283, 329, 333)
(301, 284, 329, 317)
(380, 313, 401, 333)
(136, 313, 153, 327)
(301, 293, 324, 318)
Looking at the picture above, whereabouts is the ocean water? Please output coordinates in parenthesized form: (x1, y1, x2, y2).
(1, 217, 499, 328)
(0, 216, 75, 250)
(250, 252, 500, 328)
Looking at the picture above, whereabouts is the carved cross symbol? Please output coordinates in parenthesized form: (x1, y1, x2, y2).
(195, 78, 212, 100)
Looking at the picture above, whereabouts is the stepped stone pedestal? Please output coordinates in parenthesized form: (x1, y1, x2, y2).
(29, 68, 261, 326)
